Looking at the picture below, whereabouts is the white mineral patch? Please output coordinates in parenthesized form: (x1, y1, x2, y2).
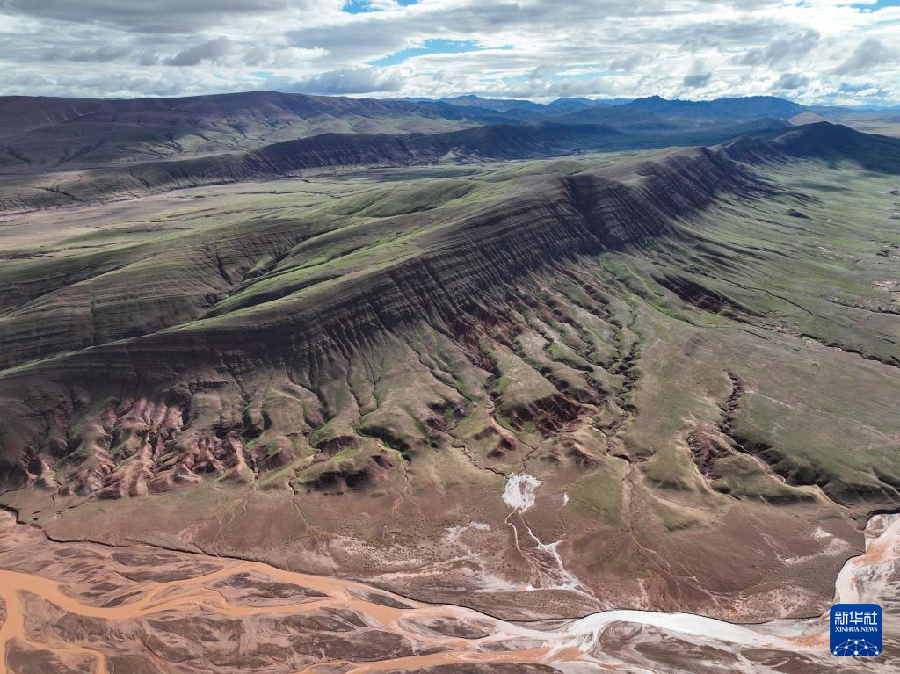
(812, 526, 832, 540)
(443, 521, 491, 542)
(503, 473, 542, 511)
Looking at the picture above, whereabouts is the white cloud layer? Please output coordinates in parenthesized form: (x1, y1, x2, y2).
(0, 0, 897, 104)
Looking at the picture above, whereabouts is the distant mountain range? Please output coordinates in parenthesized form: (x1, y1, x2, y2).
(411, 93, 900, 119)
(408, 94, 635, 115)
(0, 92, 897, 178)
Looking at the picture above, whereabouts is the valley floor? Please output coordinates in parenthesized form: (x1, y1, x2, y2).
(0, 507, 897, 672)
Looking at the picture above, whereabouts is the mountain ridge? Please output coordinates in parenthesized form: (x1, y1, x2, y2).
(1, 121, 896, 485)
(4, 120, 896, 213)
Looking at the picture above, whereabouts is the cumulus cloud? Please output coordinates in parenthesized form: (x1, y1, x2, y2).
(773, 73, 809, 91)
(251, 45, 328, 69)
(831, 39, 896, 76)
(165, 37, 232, 66)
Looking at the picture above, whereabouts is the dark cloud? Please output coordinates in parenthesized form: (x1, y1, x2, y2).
(165, 37, 232, 66)
(831, 39, 896, 76)
(267, 67, 403, 95)
(287, 24, 407, 63)
(682, 73, 711, 88)
(773, 73, 809, 90)
(2, 0, 290, 33)
(739, 30, 818, 67)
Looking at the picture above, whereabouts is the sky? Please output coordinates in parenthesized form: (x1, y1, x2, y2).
(0, 0, 897, 104)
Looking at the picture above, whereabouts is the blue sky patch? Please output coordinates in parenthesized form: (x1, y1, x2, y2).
(370, 39, 489, 66)
(343, 0, 418, 13)
(850, 0, 900, 10)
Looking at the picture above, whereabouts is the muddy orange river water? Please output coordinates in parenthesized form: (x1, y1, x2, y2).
(0, 509, 897, 673)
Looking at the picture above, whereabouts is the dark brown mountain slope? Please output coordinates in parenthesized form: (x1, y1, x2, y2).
(723, 120, 900, 174)
(0, 118, 807, 212)
(0, 91, 503, 171)
(0, 122, 625, 211)
(6, 121, 888, 215)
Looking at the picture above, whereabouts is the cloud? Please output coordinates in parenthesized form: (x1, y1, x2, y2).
(266, 67, 403, 94)
(138, 52, 161, 66)
(4, 72, 52, 88)
(831, 39, 896, 76)
(40, 45, 131, 63)
(682, 73, 711, 88)
(739, 30, 819, 67)
(165, 37, 232, 66)
(70, 46, 131, 63)
(0, 0, 897, 104)
(838, 82, 877, 94)
(773, 73, 809, 91)
(608, 54, 649, 72)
